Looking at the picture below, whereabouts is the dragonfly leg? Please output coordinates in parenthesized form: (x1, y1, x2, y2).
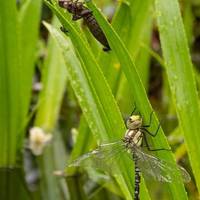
(141, 122, 161, 137)
(142, 111, 154, 128)
(143, 134, 171, 151)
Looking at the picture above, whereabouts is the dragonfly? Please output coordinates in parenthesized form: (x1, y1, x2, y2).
(65, 111, 191, 200)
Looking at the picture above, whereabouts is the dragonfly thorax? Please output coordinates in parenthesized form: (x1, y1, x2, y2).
(124, 129, 143, 148)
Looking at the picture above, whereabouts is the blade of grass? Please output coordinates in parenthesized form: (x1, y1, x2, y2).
(155, 0, 200, 192)
(35, 29, 67, 130)
(33, 18, 68, 200)
(17, 0, 42, 151)
(182, 0, 194, 46)
(18, 0, 42, 118)
(125, 0, 154, 58)
(0, 0, 21, 166)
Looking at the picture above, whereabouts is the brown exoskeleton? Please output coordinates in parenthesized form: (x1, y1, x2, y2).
(58, 0, 111, 51)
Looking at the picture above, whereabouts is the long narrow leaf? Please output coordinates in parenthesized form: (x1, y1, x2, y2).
(155, 0, 200, 193)
(0, 0, 20, 166)
(18, 0, 42, 118)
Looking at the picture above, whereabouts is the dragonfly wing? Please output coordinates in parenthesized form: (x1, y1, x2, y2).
(177, 165, 191, 183)
(134, 147, 191, 183)
(66, 141, 128, 173)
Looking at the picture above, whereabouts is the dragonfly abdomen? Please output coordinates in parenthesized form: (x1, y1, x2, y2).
(83, 14, 110, 51)
(134, 160, 141, 200)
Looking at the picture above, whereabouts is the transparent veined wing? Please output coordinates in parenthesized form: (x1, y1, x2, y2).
(66, 141, 130, 174)
(133, 146, 191, 183)
(65, 140, 191, 183)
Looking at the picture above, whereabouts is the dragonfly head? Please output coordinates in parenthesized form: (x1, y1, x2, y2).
(126, 115, 142, 130)
(58, 0, 84, 13)
(58, 0, 69, 8)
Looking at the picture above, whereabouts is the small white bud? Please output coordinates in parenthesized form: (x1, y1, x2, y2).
(29, 127, 52, 156)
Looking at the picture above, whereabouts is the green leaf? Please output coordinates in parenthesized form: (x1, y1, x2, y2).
(18, 0, 42, 118)
(33, 18, 68, 200)
(155, 0, 200, 193)
(0, 0, 21, 166)
(35, 21, 67, 130)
